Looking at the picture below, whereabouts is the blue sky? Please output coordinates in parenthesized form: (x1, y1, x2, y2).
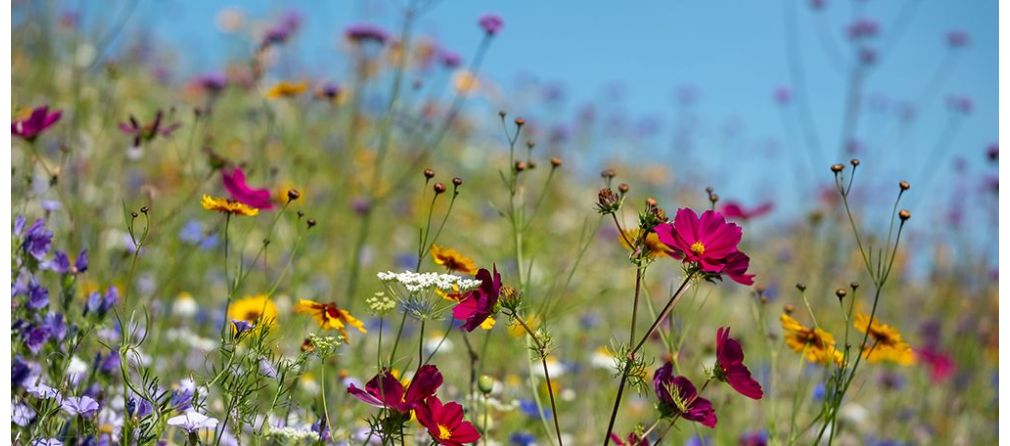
(78, 0, 998, 220)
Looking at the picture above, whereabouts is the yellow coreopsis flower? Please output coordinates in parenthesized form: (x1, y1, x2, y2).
(854, 313, 915, 365)
(430, 245, 478, 275)
(201, 195, 259, 216)
(227, 295, 278, 329)
(294, 299, 367, 342)
(780, 314, 844, 366)
(266, 81, 308, 99)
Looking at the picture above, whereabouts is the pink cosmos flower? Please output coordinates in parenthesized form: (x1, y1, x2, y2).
(452, 266, 501, 332)
(12, 105, 62, 142)
(478, 14, 503, 36)
(720, 201, 774, 221)
(654, 209, 753, 285)
(653, 362, 716, 427)
(609, 432, 649, 446)
(916, 348, 956, 383)
(715, 327, 763, 400)
(222, 167, 275, 210)
(346, 364, 443, 413)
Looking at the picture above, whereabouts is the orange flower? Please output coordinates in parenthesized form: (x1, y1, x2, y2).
(294, 299, 366, 342)
(854, 313, 915, 365)
(430, 245, 477, 275)
(780, 314, 843, 366)
(266, 81, 308, 99)
(201, 195, 259, 216)
(620, 229, 676, 258)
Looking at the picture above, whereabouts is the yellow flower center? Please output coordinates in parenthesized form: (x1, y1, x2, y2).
(690, 241, 706, 255)
(438, 424, 452, 440)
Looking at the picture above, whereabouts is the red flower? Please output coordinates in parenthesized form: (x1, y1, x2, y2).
(346, 365, 443, 413)
(222, 167, 275, 210)
(715, 327, 763, 400)
(720, 201, 773, 221)
(654, 208, 753, 285)
(917, 348, 956, 383)
(12, 105, 62, 141)
(653, 362, 717, 428)
(609, 432, 650, 446)
(414, 396, 481, 445)
(452, 266, 501, 332)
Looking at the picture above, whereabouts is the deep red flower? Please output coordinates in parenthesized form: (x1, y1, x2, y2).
(222, 167, 275, 210)
(452, 266, 501, 332)
(715, 327, 763, 400)
(654, 208, 753, 285)
(653, 362, 717, 428)
(609, 432, 650, 446)
(720, 201, 773, 221)
(414, 396, 481, 445)
(12, 105, 62, 141)
(917, 348, 956, 383)
(346, 365, 443, 413)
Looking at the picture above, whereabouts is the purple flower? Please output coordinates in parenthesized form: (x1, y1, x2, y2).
(26, 382, 61, 400)
(846, 18, 880, 41)
(312, 417, 331, 442)
(127, 396, 154, 418)
(478, 14, 504, 35)
(98, 351, 120, 375)
(440, 50, 462, 68)
(75, 249, 88, 273)
(12, 105, 62, 141)
(22, 218, 53, 260)
(259, 358, 278, 379)
(32, 439, 63, 446)
(262, 11, 302, 47)
(773, 86, 792, 105)
(344, 23, 388, 44)
(12, 401, 36, 427)
(232, 320, 255, 337)
(195, 72, 228, 93)
(26, 280, 49, 310)
(49, 251, 71, 274)
(43, 313, 67, 341)
(167, 411, 219, 432)
(118, 110, 181, 147)
(318, 82, 343, 100)
(170, 386, 194, 411)
(13, 357, 32, 387)
(25, 325, 51, 353)
(14, 215, 26, 236)
(946, 30, 969, 48)
(62, 396, 100, 416)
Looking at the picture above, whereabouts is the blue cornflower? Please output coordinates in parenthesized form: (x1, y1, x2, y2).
(510, 432, 536, 446)
(62, 396, 100, 416)
(518, 399, 550, 419)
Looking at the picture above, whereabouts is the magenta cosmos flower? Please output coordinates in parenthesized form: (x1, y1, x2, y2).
(346, 365, 442, 413)
(452, 266, 501, 332)
(478, 14, 503, 36)
(414, 396, 481, 445)
(653, 362, 716, 427)
(222, 167, 275, 210)
(714, 327, 763, 400)
(720, 201, 773, 221)
(12, 105, 62, 142)
(654, 208, 753, 285)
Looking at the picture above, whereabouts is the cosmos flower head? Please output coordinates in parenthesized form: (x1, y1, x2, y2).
(452, 266, 501, 332)
(347, 364, 443, 413)
(344, 23, 388, 45)
(414, 396, 481, 445)
(780, 313, 844, 366)
(720, 201, 774, 222)
(714, 327, 763, 399)
(12, 105, 62, 141)
(429, 245, 478, 275)
(294, 299, 367, 342)
(608, 432, 650, 446)
(201, 195, 259, 216)
(478, 14, 504, 36)
(222, 167, 275, 210)
(854, 313, 915, 365)
(653, 208, 754, 285)
(653, 362, 717, 427)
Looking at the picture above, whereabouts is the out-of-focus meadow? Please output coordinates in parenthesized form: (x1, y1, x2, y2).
(10, 1, 998, 445)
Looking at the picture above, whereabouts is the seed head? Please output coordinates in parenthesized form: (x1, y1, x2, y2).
(850, 158, 860, 167)
(596, 188, 621, 215)
(306, 218, 317, 229)
(849, 281, 860, 290)
(601, 169, 616, 179)
(899, 180, 910, 191)
(550, 157, 562, 168)
(898, 209, 911, 221)
(831, 163, 845, 173)
(835, 288, 847, 300)
(617, 183, 630, 194)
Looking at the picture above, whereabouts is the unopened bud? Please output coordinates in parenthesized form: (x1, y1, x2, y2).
(899, 180, 910, 191)
(550, 157, 562, 168)
(617, 183, 630, 194)
(478, 375, 495, 395)
(514, 161, 526, 172)
(835, 288, 847, 300)
(783, 303, 796, 315)
(452, 176, 463, 187)
(831, 163, 845, 173)
(287, 189, 301, 202)
(796, 283, 807, 292)
(850, 158, 860, 167)
(433, 182, 447, 194)
(601, 169, 616, 179)
(898, 209, 910, 221)
(423, 168, 435, 179)
(514, 117, 525, 127)
(306, 218, 317, 228)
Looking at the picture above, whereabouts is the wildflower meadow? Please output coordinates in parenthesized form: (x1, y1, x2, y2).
(8, 1, 1000, 445)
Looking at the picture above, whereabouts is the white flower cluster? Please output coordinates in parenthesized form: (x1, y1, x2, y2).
(377, 271, 481, 294)
(264, 426, 319, 442)
(365, 291, 396, 315)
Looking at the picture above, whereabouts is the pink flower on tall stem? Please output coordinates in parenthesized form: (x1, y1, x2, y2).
(720, 201, 773, 221)
(654, 208, 753, 285)
(916, 348, 956, 383)
(653, 362, 716, 427)
(414, 396, 481, 445)
(222, 167, 275, 210)
(715, 327, 763, 399)
(12, 105, 62, 142)
(478, 14, 503, 36)
(346, 365, 443, 413)
(452, 266, 501, 331)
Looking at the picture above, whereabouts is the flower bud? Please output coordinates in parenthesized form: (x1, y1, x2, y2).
(452, 176, 463, 187)
(287, 188, 301, 202)
(478, 375, 495, 395)
(550, 157, 562, 168)
(306, 218, 317, 228)
(899, 180, 910, 191)
(601, 169, 616, 179)
(831, 163, 845, 173)
(514, 117, 525, 127)
(596, 188, 621, 215)
(433, 182, 447, 194)
(795, 283, 807, 292)
(617, 183, 630, 194)
(898, 209, 910, 221)
(835, 288, 847, 300)
(850, 158, 860, 167)
(514, 161, 526, 172)
(423, 168, 435, 179)
(783, 303, 796, 315)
